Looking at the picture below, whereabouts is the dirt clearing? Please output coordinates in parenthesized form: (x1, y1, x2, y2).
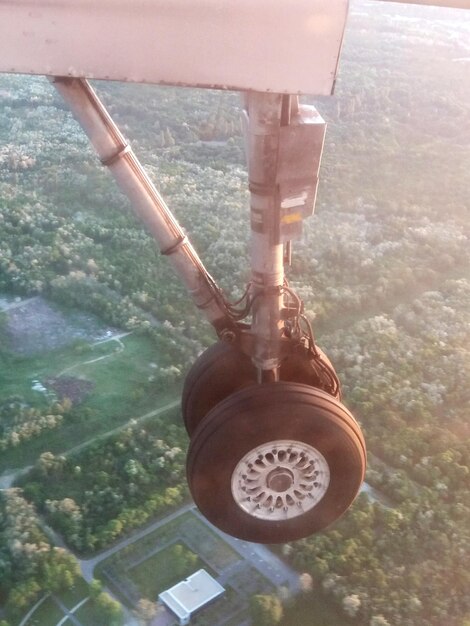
(3, 296, 118, 356)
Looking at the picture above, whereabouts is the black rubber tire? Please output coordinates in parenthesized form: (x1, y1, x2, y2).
(182, 341, 339, 436)
(187, 382, 366, 544)
(182, 342, 256, 436)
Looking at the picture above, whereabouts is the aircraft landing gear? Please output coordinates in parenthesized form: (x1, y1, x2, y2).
(52, 79, 366, 542)
(182, 340, 341, 435)
(185, 93, 365, 542)
(187, 382, 366, 543)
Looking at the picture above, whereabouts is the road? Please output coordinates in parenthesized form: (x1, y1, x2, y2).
(62, 399, 180, 459)
(191, 508, 301, 594)
(78, 502, 195, 582)
(0, 399, 180, 489)
(78, 501, 301, 626)
(0, 465, 33, 489)
(0, 295, 40, 311)
(59, 331, 133, 376)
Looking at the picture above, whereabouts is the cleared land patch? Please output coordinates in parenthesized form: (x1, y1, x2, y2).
(3, 296, 116, 356)
(1, 327, 180, 472)
(45, 375, 95, 405)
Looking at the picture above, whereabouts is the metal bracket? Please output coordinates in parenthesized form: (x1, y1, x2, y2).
(160, 235, 188, 257)
(100, 144, 132, 167)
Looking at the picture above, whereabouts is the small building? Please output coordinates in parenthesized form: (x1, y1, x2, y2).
(158, 569, 225, 625)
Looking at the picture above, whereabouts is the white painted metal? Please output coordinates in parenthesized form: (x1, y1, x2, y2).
(380, 0, 470, 8)
(51, 77, 229, 328)
(244, 94, 326, 374)
(231, 439, 330, 521)
(244, 93, 285, 374)
(0, 0, 349, 95)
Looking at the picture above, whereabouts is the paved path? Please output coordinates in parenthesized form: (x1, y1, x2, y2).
(38, 518, 68, 549)
(0, 295, 39, 311)
(63, 399, 180, 460)
(0, 399, 180, 488)
(191, 508, 301, 593)
(17, 592, 50, 626)
(360, 481, 394, 508)
(55, 596, 89, 626)
(78, 503, 195, 582)
(92, 331, 133, 347)
(53, 595, 85, 626)
(0, 465, 33, 489)
(59, 331, 133, 376)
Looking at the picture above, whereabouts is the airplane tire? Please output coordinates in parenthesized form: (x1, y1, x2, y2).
(182, 342, 340, 436)
(182, 341, 256, 436)
(187, 382, 366, 543)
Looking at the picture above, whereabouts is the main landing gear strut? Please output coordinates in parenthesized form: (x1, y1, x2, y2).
(53, 78, 366, 543)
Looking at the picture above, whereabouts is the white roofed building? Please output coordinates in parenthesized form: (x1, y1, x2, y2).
(158, 569, 225, 625)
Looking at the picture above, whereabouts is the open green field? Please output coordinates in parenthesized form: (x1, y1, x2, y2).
(128, 542, 205, 599)
(73, 599, 102, 626)
(54, 579, 90, 610)
(22, 596, 62, 626)
(18, 586, 111, 626)
(0, 332, 181, 471)
(1, 332, 168, 409)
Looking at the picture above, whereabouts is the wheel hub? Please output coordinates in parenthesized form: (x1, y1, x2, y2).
(267, 467, 294, 492)
(231, 440, 330, 521)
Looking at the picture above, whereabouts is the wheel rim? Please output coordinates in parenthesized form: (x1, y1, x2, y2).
(231, 439, 330, 521)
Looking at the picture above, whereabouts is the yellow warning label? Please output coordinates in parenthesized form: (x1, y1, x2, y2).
(281, 212, 302, 224)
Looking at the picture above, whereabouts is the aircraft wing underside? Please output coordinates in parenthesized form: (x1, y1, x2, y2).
(1, 0, 468, 95)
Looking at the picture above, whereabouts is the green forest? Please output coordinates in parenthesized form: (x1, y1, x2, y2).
(0, 1, 469, 625)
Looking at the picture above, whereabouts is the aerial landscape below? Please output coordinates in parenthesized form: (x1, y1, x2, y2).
(0, 1, 469, 625)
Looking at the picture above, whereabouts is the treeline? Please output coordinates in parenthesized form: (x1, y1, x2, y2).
(0, 396, 71, 451)
(0, 487, 124, 625)
(0, 488, 80, 620)
(286, 490, 468, 626)
(281, 278, 470, 625)
(17, 408, 188, 553)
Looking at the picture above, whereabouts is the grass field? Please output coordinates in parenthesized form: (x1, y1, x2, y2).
(55, 579, 90, 610)
(23, 595, 63, 626)
(177, 514, 241, 572)
(128, 542, 205, 599)
(72, 599, 101, 625)
(18, 585, 110, 626)
(1, 332, 166, 409)
(0, 333, 181, 471)
(0, 341, 88, 402)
